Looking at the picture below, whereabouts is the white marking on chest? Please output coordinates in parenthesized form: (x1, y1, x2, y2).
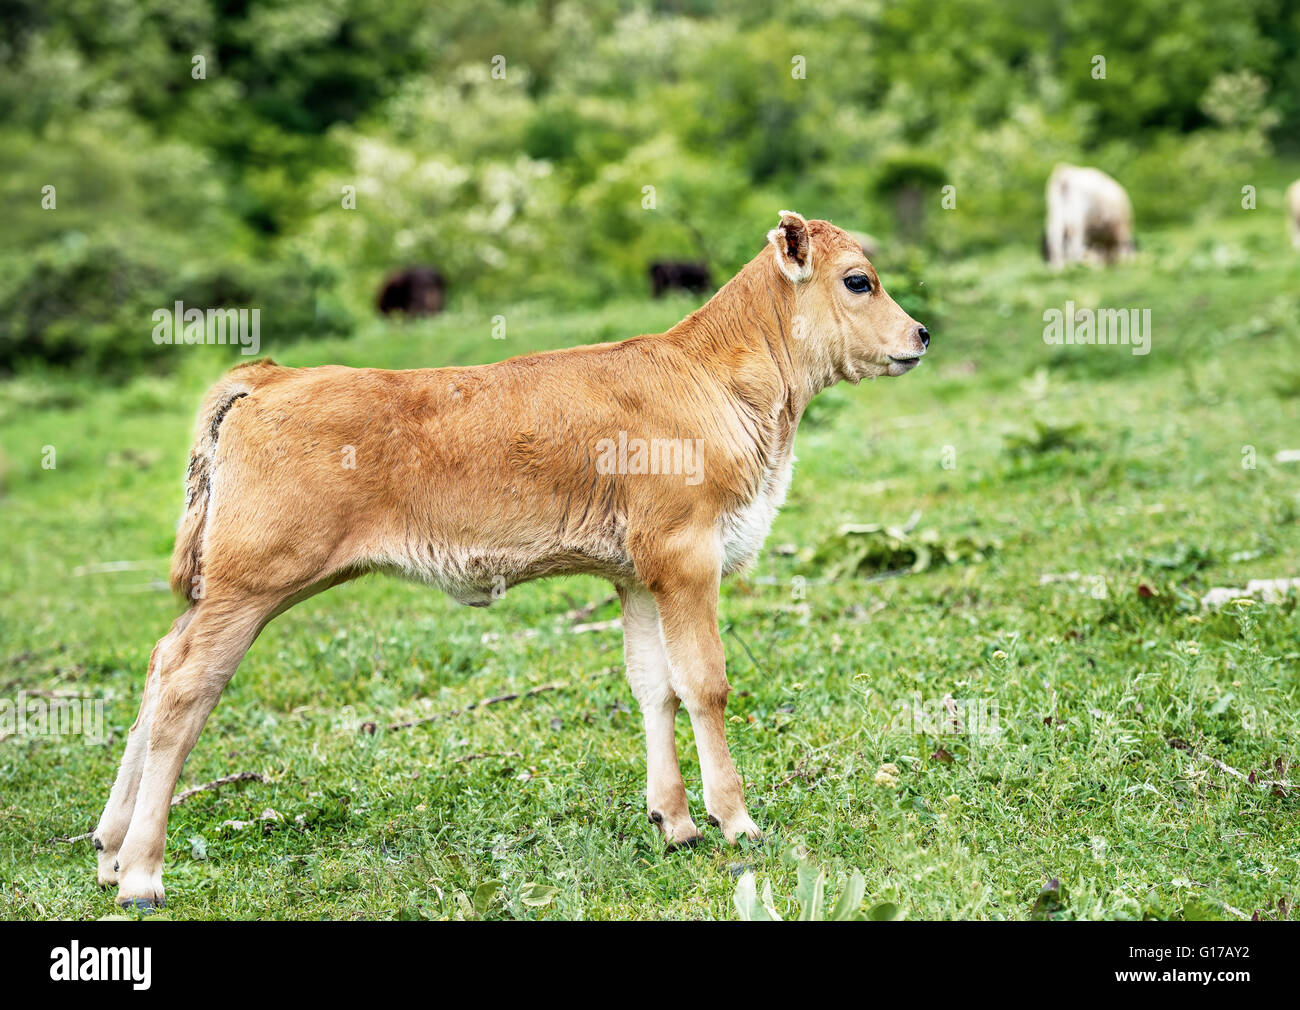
(721, 454, 794, 573)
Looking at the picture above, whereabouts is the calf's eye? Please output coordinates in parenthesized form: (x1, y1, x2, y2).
(843, 274, 872, 293)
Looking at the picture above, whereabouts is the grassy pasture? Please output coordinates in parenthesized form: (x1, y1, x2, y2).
(2, 192, 1299, 920)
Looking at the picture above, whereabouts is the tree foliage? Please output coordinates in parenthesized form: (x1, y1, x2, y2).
(1, 0, 1296, 372)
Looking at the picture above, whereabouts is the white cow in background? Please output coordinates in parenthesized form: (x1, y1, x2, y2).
(1287, 179, 1300, 251)
(1045, 164, 1135, 269)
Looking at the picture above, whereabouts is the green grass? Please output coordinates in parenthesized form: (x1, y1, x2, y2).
(3, 191, 1300, 920)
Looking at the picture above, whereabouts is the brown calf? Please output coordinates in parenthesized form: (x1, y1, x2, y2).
(93, 211, 930, 909)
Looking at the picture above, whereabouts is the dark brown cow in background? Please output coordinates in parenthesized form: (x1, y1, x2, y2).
(377, 267, 446, 317)
(649, 260, 711, 298)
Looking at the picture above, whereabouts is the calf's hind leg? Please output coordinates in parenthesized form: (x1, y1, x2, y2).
(93, 608, 194, 887)
(112, 596, 276, 910)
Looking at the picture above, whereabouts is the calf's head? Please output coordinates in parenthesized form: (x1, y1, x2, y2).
(767, 210, 929, 382)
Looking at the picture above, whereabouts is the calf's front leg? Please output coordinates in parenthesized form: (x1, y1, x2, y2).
(618, 584, 699, 847)
(649, 549, 761, 844)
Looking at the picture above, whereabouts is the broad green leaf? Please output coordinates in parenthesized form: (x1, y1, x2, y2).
(472, 879, 504, 918)
(734, 871, 759, 920)
(796, 864, 825, 921)
(760, 879, 783, 921)
(830, 871, 866, 921)
(520, 882, 561, 907)
(1182, 899, 1224, 921)
(733, 872, 777, 921)
(865, 901, 905, 921)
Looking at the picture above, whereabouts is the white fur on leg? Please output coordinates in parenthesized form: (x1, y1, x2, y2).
(93, 662, 166, 885)
(116, 864, 165, 909)
(93, 612, 193, 889)
(657, 620, 761, 844)
(620, 585, 699, 846)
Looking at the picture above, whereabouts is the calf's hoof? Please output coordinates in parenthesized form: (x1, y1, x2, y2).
(118, 896, 164, 914)
(116, 867, 166, 912)
(649, 808, 701, 850)
(711, 812, 763, 845)
(95, 849, 119, 888)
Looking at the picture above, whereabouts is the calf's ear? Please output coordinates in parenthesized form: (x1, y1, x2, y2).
(767, 209, 813, 283)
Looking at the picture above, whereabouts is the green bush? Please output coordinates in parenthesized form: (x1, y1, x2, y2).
(0, 236, 352, 375)
(1, 0, 1296, 371)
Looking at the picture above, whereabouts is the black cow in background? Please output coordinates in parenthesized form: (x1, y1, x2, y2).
(649, 260, 712, 298)
(377, 266, 446, 317)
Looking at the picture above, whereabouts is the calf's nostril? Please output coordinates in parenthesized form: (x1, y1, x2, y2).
(917, 326, 930, 349)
